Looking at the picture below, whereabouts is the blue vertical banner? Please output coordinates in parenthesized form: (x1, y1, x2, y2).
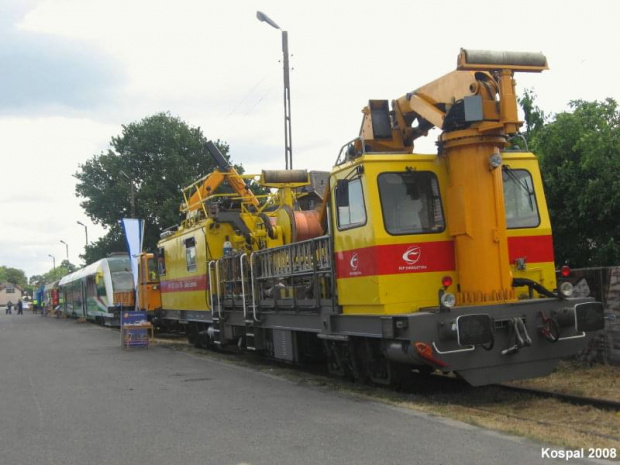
(121, 218, 145, 303)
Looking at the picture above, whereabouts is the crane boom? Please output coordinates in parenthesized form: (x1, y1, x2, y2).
(183, 141, 260, 212)
(356, 48, 548, 154)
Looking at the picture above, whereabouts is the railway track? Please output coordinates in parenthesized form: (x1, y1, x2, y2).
(496, 383, 620, 412)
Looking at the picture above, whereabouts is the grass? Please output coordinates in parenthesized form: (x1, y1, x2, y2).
(507, 360, 620, 402)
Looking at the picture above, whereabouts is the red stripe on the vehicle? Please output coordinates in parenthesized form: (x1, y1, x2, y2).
(160, 275, 208, 294)
(507, 235, 555, 263)
(335, 241, 455, 279)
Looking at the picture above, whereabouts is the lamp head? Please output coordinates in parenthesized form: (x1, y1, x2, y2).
(256, 11, 281, 30)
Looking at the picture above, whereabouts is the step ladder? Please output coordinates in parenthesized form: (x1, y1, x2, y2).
(208, 260, 223, 346)
(245, 319, 265, 351)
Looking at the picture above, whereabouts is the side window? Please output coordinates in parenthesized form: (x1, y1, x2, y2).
(185, 237, 197, 272)
(378, 171, 445, 235)
(96, 273, 106, 297)
(503, 168, 540, 229)
(335, 178, 367, 229)
(157, 247, 167, 276)
(147, 257, 159, 282)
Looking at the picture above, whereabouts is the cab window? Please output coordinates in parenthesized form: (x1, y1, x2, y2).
(378, 171, 445, 235)
(335, 178, 367, 229)
(147, 257, 159, 282)
(503, 168, 540, 228)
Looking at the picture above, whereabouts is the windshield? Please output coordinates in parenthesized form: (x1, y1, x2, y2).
(107, 256, 134, 291)
(502, 168, 540, 229)
(111, 271, 134, 292)
(378, 171, 445, 235)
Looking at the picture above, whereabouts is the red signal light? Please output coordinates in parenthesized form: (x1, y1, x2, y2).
(441, 276, 453, 287)
(560, 265, 571, 278)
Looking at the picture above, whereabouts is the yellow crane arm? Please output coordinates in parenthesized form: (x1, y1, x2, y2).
(357, 49, 548, 154)
(184, 141, 260, 212)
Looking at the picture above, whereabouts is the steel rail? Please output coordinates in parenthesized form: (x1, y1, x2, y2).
(496, 383, 620, 412)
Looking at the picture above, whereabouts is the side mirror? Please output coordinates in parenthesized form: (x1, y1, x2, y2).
(336, 179, 349, 207)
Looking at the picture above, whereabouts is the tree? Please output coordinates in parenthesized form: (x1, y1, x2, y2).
(29, 275, 44, 286)
(59, 260, 77, 273)
(519, 89, 547, 140)
(75, 113, 234, 262)
(40, 261, 77, 284)
(80, 224, 126, 265)
(531, 98, 620, 267)
(0, 266, 27, 288)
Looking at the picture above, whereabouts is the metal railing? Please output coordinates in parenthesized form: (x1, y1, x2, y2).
(208, 235, 334, 321)
(252, 235, 333, 310)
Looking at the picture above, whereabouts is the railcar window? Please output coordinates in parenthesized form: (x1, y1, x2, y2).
(107, 256, 130, 272)
(86, 277, 97, 298)
(336, 178, 367, 229)
(158, 247, 166, 276)
(502, 168, 540, 228)
(96, 275, 106, 297)
(378, 172, 445, 235)
(185, 237, 197, 272)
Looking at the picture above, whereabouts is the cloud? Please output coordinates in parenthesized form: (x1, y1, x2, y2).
(0, 4, 125, 115)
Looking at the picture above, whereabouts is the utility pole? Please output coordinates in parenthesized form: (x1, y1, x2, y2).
(257, 11, 293, 169)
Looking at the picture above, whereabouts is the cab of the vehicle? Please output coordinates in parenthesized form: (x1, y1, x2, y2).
(330, 150, 556, 315)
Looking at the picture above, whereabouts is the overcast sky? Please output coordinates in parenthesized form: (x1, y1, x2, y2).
(1, 0, 619, 278)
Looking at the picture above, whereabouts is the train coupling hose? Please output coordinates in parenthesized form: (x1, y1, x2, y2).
(539, 311, 560, 343)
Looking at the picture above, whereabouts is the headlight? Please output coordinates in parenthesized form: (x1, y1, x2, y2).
(440, 292, 456, 308)
(489, 153, 502, 169)
(559, 281, 574, 298)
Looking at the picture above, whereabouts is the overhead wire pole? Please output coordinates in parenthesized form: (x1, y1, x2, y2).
(257, 11, 293, 170)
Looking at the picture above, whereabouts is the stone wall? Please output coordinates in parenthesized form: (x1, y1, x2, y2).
(563, 267, 620, 365)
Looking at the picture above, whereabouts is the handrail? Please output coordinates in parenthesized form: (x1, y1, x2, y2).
(432, 341, 475, 355)
(215, 258, 223, 319)
(250, 253, 260, 322)
(207, 260, 215, 315)
(240, 253, 248, 319)
(557, 332, 586, 341)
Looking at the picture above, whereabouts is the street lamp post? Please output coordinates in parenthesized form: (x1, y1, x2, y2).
(48, 254, 56, 271)
(256, 10, 293, 170)
(60, 240, 69, 261)
(119, 170, 136, 217)
(77, 221, 89, 246)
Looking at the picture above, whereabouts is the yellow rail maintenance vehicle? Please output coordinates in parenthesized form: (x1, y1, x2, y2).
(153, 49, 604, 386)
